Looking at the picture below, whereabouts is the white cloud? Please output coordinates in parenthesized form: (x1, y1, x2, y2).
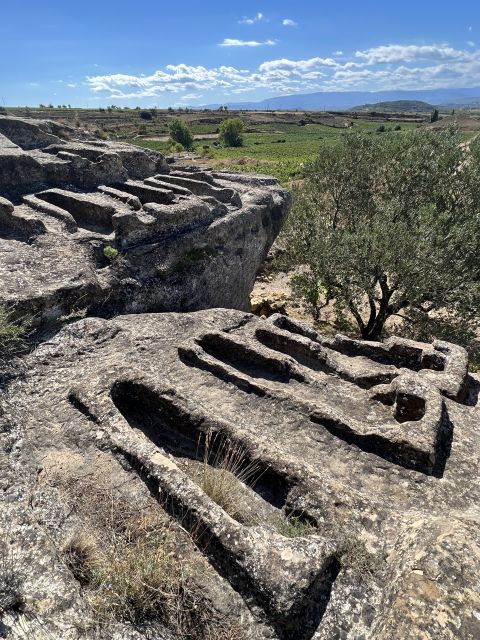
(468, 40, 476, 48)
(66, 83, 77, 88)
(220, 38, 275, 47)
(259, 57, 338, 72)
(85, 43, 480, 101)
(28, 82, 40, 87)
(355, 43, 469, 64)
(333, 50, 343, 56)
(180, 93, 203, 101)
(282, 19, 298, 27)
(239, 12, 264, 25)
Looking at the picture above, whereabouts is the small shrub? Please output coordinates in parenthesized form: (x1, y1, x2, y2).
(468, 359, 480, 373)
(376, 124, 386, 133)
(335, 537, 382, 577)
(63, 519, 182, 625)
(200, 145, 213, 159)
(103, 246, 118, 261)
(165, 139, 185, 154)
(219, 118, 244, 147)
(139, 110, 152, 120)
(0, 305, 30, 357)
(290, 273, 332, 322)
(273, 513, 316, 538)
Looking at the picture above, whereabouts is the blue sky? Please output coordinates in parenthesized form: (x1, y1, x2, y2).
(1, 1, 479, 107)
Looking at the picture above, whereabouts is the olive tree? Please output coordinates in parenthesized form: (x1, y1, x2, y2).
(284, 128, 480, 349)
(169, 118, 194, 150)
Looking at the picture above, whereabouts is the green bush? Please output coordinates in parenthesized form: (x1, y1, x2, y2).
(166, 140, 184, 154)
(219, 118, 244, 147)
(169, 119, 194, 150)
(103, 246, 119, 261)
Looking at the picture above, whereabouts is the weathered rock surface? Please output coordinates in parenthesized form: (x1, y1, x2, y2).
(1, 310, 479, 638)
(0, 116, 290, 321)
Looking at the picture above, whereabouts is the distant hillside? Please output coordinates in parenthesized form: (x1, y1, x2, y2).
(350, 100, 436, 113)
(203, 87, 480, 111)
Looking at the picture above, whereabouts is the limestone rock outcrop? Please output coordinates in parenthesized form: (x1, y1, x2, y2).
(0, 116, 290, 322)
(1, 311, 479, 639)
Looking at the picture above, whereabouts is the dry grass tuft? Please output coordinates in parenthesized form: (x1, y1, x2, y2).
(0, 305, 31, 357)
(56, 475, 247, 638)
(195, 430, 263, 521)
(273, 512, 317, 538)
(61, 534, 98, 587)
(335, 536, 382, 578)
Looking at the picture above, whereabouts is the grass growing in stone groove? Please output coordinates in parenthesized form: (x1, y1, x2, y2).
(273, 512, 317, 538)
(194, 430, 263, 522)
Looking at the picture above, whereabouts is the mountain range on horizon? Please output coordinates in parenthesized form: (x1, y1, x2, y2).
(203, 87, 480, 111)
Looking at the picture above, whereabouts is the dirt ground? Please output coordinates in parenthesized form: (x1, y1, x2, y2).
(250, 267, 405, 339)
(251, 270, 338, 335)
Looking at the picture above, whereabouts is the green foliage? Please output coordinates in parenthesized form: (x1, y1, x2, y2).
(166, 140, 184, 154)
(103, 246, 119, 261)
(200, 145, 213, 159)
(169, 118, 194, 150)
(131, 120, 419, 185)
(431, 108, 440, 122)
(0, 306, 30, 357)
(353, 100, 436, 113)
(139, 110, 152, 120)
(219, 118, 244, 147)
(284, 128, 480, 353)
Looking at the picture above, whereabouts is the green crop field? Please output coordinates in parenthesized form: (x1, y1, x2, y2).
(4, 105, 462, 186)
(131, 120, 420, 185)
